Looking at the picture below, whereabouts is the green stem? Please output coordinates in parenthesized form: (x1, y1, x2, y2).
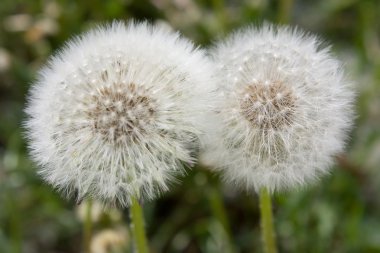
(83, 199, 92, 253)
(209, 187, 230, 233)
(130, 197, 149, 253)
(278, 0, 294, 24)
(9, 194, 21, 253)
(211, 0, 227, 30)
(259, 188, 277, 253)
(208, 186, 236, 253)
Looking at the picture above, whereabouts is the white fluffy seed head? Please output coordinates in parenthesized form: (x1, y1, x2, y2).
(201, 24, 355, 193)
(24, 21, 214, 207)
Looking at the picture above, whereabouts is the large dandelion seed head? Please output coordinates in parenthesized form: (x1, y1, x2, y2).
(201, 25, 355, 192)
(25, 21, 214, 206)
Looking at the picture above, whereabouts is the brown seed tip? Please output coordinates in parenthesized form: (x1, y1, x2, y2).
(85, 82, 156, 144)
(239, 80, 296, 130)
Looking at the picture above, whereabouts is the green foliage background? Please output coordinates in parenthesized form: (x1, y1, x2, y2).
(0, 0, 379, 252)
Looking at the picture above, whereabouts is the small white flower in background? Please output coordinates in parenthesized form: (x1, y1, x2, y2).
(25, 21, 214, 207)
(201, 25, 355, 193)
(90, 227, 129, 253)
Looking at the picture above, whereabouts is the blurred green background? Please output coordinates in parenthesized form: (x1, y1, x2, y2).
(0, 0, 380, 252)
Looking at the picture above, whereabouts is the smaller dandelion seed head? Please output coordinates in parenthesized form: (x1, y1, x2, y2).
(201, 24, 355, 193)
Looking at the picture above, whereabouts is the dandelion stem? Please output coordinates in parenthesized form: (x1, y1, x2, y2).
(209, 186, 231, 234)
(211, 0, 228, 30)
(9, 195, 21, 253)
(259, 188, 277, 253)
(208, 185, 236, 253)
(278, 0, 294, 23)
(83, 199, 92, 253)
(130, 197, 149, 253)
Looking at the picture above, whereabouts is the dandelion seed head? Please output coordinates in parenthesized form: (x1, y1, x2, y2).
(25, 21, 214, 206)
(202, 24, 355, 193)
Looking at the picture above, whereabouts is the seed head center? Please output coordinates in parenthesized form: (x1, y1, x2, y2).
(86, 83, 156, 143)
(240, 80, 295, 130)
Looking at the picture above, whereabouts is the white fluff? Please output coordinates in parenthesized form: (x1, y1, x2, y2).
(25, 21, 214, 206)
(201, 25, 355, 193)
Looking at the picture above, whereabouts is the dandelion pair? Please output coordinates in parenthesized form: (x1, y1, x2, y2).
(25, 21, 354, 253)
